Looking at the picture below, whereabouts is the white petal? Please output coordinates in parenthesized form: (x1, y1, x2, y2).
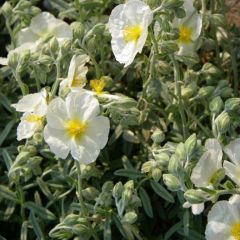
(17, 120, 38, 141)
(13, 92, 44, 113)
(70, 136, 100, 164)
(44, 126, 70, 159)
(191, 203, 204, 215)
(223, 161, 240, 186)
(16, 27, 39, 46)
(30, 12, 57, 36)
(224, 138, 240, 165)
(86, 116, 110, 149)
(108, 0, 153, 67)
(0, 57, 8, 65)
(46, 97, 68, 129)
(66, 91, 100, 121)
(205, 222, 231, 240)
(67, 54, 89, 88)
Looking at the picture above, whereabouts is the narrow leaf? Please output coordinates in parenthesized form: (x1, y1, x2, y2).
(114, 169, 143, 179)
(150, 180, 174, 203)
(0, 185, 18, 203)
(139, 187, 153, 218)
(24, 202, 56, 220)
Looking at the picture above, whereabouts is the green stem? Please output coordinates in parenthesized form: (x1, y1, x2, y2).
(6, 20, 16, 48)
(171, 56, 188, 140)
(75, 161, 87, 216)
(16, 179, 26, 221)
(14, 70, 26, 95)
(51, 58, 61, 96)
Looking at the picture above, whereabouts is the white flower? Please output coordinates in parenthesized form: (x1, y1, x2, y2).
(206, 195, 240, 240)
(13, 89, 48, 141)
(191, 139, 223, 187)
(223, 139, 240, 186)
(17, 12, 72, 47)
(43, 90, 110, 163)
(59, 54, 90, 95)
(1, 12, 73, 66)
(173, 0, 202, 56)
(108, 0, 153, 67)
(183, 201, 204, 215)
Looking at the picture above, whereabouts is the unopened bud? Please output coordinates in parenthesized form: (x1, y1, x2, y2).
(1, 2, 12, 19)
(71, 22, 85, 39)
(198, 86, 215, 98)
(102, 181, 113, 192)
(224, 98, 240, 112)
(152, 168, 162, 182)
(113, 182, 124, 198)
(82, 187, 99, 200)
(151, 129, 165, 143)
(122, 211, 137, 224)
(49, 37, 59, 53)
(184, 189, 207, 204)
(209, 96, 223, 113)
(215, 111, 230, 133)
(163, 174, 181, 191)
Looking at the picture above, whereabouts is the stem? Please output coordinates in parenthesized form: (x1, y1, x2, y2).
(15, 179, 26, 221)
(75, 161, 87, 216)
(171, 56, 188, 140)
(6, 20, 16, 48)
(51, 57, 61, 96)
(14, 70, 26, 95)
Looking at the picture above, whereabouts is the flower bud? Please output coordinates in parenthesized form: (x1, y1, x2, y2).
(224, 98, 240, 112)
(122, 189, 132, 203)
(1, 2, 12, 19)
(202, 63, 221, 76)
(215, 111, 230, 134)
(102, 181, 113, 192)
(38, 55, 53, 65)
(8, 52, 18, 69)
(25, 145, 37, 155)
(185, 133, 196, 158)
(210, 14, 226, 27)
(168, 154, 182, 175)
(113, 182, 124, 198)
(209, 96, 223, 114)
(141, 160, 155, 173)
(152, 168, 162, 182)
(163, 174, 181, 191)
(71, 22, 85, 39)
(198, 86, 215, 98)
(122, 211, 137, 224)
(82, 187, 99, 200)
(151, 129, 165, 143)
(124, 180, 134, 190)
(153, 152, 169, 167)
(184, 189, 207, 204)
(49, 37, 59, 53)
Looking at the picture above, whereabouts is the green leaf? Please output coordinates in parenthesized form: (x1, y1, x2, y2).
(0, 92, 13, 112)
(139, 187, 153, 218)
(114, 169, 143, 179)
(2, 149, 13, 171)
(24, 202, 56, 220)
(21, 221, 28, 240)
(29, 212, 45, 240)
(150, 180, 174, 203)
(164, 222, 182, 240)
(108, 124, 123, 145)
(0, 185, 18, 203)
(0, 120, 15, 147)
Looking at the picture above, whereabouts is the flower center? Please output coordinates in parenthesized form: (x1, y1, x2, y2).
(25, 114, 43, 122)
(90, 77, 105, 94)
(72, 75, 86, 88)
(231, 223, 240, 240)
(178, 25, 193, 43)
(123, 25, 142, 43)
(65, 119, 87, 140)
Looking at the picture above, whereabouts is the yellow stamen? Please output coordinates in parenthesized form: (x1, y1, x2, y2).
(71, 75, 86, 88)
(65, 119, 87, 140)
(232, 223, 240, 240)
(123, 25, 142, 43)
(25, 114, 43, 122)
(178, 25, 193, 43)
(90, 77, 105, 95)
